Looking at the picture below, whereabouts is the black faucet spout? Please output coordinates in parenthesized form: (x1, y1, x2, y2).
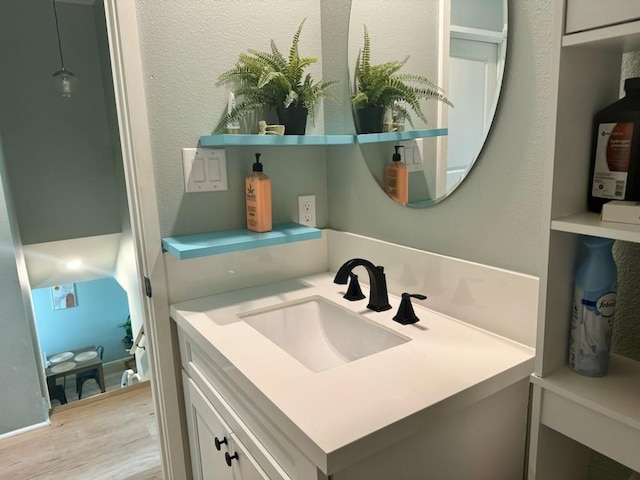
(333, 258, 392, 312)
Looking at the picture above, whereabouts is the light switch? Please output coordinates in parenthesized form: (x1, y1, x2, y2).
(208, 158, 221, 181)
(399, 140, 423, 173)
(182, 148, 228, 192)
(192, 158, 205, 182)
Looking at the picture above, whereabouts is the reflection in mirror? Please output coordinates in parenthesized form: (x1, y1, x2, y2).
(348, 0, 507, 208)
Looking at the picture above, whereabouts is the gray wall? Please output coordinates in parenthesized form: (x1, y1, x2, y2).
(325, 0, 546, 275)
(135, 0, 544, 275)
(135, 0, 329, 238)
(0, 0, 129, 436)
(0, 134, 46, 435)
(0, 0, 122, 245)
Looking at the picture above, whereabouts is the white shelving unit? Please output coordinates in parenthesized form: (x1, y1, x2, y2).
(528, 2, 640, 478)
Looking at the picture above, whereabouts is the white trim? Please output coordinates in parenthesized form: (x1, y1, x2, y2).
(104, 1, 188, 479)
(450, 24, 507, 44)
(0, 421, 50, 442)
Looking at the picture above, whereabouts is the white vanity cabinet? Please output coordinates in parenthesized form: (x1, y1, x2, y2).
(180, 334, 296, 480)
(528, 1, 640, 478)
(183, 373, 272, 480)
(173, 271, 536, 480)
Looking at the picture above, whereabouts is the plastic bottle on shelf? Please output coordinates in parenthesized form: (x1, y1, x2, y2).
(384, 145, 408, 206)
(568, 235, 617, 377)
(588, 77, 640, 212)
(245, 153, 272, 233)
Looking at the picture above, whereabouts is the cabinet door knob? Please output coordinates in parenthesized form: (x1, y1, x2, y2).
(214, 436, 227, 451)
(225, 451, 239, 467)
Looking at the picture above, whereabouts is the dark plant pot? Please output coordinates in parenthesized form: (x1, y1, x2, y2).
(356, 106, 387, 134)
(277, 106, 308, 135)
(122, 336, 134, 351)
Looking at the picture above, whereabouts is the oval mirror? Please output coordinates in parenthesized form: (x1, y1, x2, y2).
(348, 0, 507, 207)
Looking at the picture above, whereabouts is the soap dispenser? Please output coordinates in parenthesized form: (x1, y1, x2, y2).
(384, 145, 408, 206)
(246, 153, 272, 232)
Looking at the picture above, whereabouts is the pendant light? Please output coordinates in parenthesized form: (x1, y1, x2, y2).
(51, 0, 78, 98)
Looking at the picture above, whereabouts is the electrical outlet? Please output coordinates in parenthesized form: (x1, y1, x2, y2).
(298, 195, 316, 227)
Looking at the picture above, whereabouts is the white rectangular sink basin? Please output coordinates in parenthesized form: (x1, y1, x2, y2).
(239, 296, 409, 372)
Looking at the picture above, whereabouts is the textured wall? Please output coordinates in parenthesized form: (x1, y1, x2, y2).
(0, 1, 122, 245)
(325, 1, 548, 275)
(135, 0, 330, 238)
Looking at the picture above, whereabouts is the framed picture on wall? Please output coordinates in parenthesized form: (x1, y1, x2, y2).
(51, 283, 77, 310)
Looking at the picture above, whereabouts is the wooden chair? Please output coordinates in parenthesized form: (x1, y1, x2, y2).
(76, 345, 104, 399)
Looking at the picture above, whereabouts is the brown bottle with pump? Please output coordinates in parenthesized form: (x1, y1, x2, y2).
(588, 77, 640, 212)
(384, 145, 408, 206)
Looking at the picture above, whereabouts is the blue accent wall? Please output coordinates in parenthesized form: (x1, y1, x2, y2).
(32, 277, 130, 364)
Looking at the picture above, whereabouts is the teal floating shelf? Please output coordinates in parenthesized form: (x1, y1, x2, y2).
(199, 134, 355, 147)
(356, 128, 448, 144)
(162, 223, 322, 260)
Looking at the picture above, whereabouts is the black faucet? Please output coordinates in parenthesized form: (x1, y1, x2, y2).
(333, 258, 392, 312)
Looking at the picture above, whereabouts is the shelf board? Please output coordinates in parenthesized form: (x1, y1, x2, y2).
(356, 128, 448, 144)
(199, 134, 355, 147)
(531, 354, 640, 471)
(562, 19, 640, 51)
(162, 223, 321, 260)
(551, 211, 640, 243)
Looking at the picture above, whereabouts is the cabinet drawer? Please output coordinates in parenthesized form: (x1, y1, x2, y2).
(565, 0, 640, 34)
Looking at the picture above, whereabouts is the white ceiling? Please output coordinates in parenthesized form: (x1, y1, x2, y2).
(23, 233, 122, 288)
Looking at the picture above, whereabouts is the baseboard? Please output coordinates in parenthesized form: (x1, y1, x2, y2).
(102, 356, 136, 375)
(51, 380, 150, 413)
(0, 420, 50, 441)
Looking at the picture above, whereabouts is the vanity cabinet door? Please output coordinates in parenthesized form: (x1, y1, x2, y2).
(184, 373, 235, 480)
(227, 433, 271, 480)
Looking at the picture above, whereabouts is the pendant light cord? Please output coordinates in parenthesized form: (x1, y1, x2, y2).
(52, 0, 65, 69)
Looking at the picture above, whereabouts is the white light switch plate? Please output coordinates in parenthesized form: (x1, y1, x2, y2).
(182, 148, 228, 193)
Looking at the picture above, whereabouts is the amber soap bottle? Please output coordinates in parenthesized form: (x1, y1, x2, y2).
(384, 145, 408, 206)
(246, 153, 272, 232)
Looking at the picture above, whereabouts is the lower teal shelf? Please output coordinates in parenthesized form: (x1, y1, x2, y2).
(162, 223, 322, 260)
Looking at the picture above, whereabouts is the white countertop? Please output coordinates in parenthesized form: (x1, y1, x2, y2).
(171, 273, 535, 473)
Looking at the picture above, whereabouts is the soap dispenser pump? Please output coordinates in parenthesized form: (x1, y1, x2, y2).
(384, 145, 408, 206)
(246, 152, 272, 233)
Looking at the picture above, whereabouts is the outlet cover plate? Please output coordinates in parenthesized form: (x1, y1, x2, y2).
(298, 194, 316, 227)
(182, 148, 228, 193)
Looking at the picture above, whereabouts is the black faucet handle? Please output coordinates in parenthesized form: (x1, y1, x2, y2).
(344, 273, 366, 301)
(393, 293, 427, 325)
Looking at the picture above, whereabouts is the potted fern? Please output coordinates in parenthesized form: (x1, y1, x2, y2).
(119, 315, 133, 350)
(351, 25, 453, 134)
(213, 19, 338, 135)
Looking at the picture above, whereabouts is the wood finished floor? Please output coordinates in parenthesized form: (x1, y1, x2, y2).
(0, 383, 162, 480)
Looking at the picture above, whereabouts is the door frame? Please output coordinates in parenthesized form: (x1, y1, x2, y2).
(104, 1, 188, 478)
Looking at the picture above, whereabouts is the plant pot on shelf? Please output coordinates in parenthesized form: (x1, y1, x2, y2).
(356, 106, 387, 134)
(276, 106, 308, 135)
